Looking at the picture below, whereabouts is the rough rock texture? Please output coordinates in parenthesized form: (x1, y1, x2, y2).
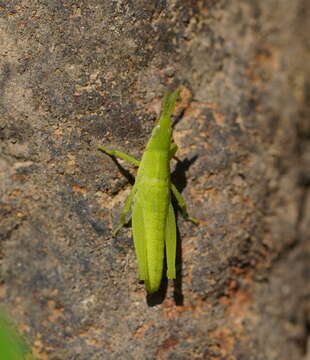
(0, 1, 309, 359)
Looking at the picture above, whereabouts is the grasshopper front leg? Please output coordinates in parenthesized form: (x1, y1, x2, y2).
(170, 183, 198, 225)
(112, 187, 137, 236)
(98, 146, 140, 235)
(98, 146, 140, 167)
(169, 143, 178, 159)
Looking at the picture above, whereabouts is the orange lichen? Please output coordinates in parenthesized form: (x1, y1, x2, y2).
(47, 300, 64, 323)
(72, 185, 86, 194)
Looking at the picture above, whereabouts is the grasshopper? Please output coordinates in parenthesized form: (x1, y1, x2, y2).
(98, 89, 197, 293)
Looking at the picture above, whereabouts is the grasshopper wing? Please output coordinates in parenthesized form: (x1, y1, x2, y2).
(132, 199, 148, 282)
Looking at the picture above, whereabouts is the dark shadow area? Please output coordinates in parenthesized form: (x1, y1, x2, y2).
(171, 155, 198, 193)
(171, 155, 198, 305)
(173, 224, 183, 305)
(146, 277, 168, 306)
(109, 155, 136, 186)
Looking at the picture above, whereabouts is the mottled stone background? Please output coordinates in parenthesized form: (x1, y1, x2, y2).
(0, 1, 309, 359)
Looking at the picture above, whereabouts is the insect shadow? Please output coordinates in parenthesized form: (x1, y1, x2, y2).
(110, 151, 198, 306)
(109, 156, 136, 186)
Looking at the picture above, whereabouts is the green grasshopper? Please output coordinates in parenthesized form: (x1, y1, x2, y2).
(98, 89, 197, 293)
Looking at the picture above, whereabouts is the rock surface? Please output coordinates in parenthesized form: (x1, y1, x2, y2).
(0, 1, 309, 359)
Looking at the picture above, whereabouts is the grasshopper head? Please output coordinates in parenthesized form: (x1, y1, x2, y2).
(146, 89, 179, 151)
